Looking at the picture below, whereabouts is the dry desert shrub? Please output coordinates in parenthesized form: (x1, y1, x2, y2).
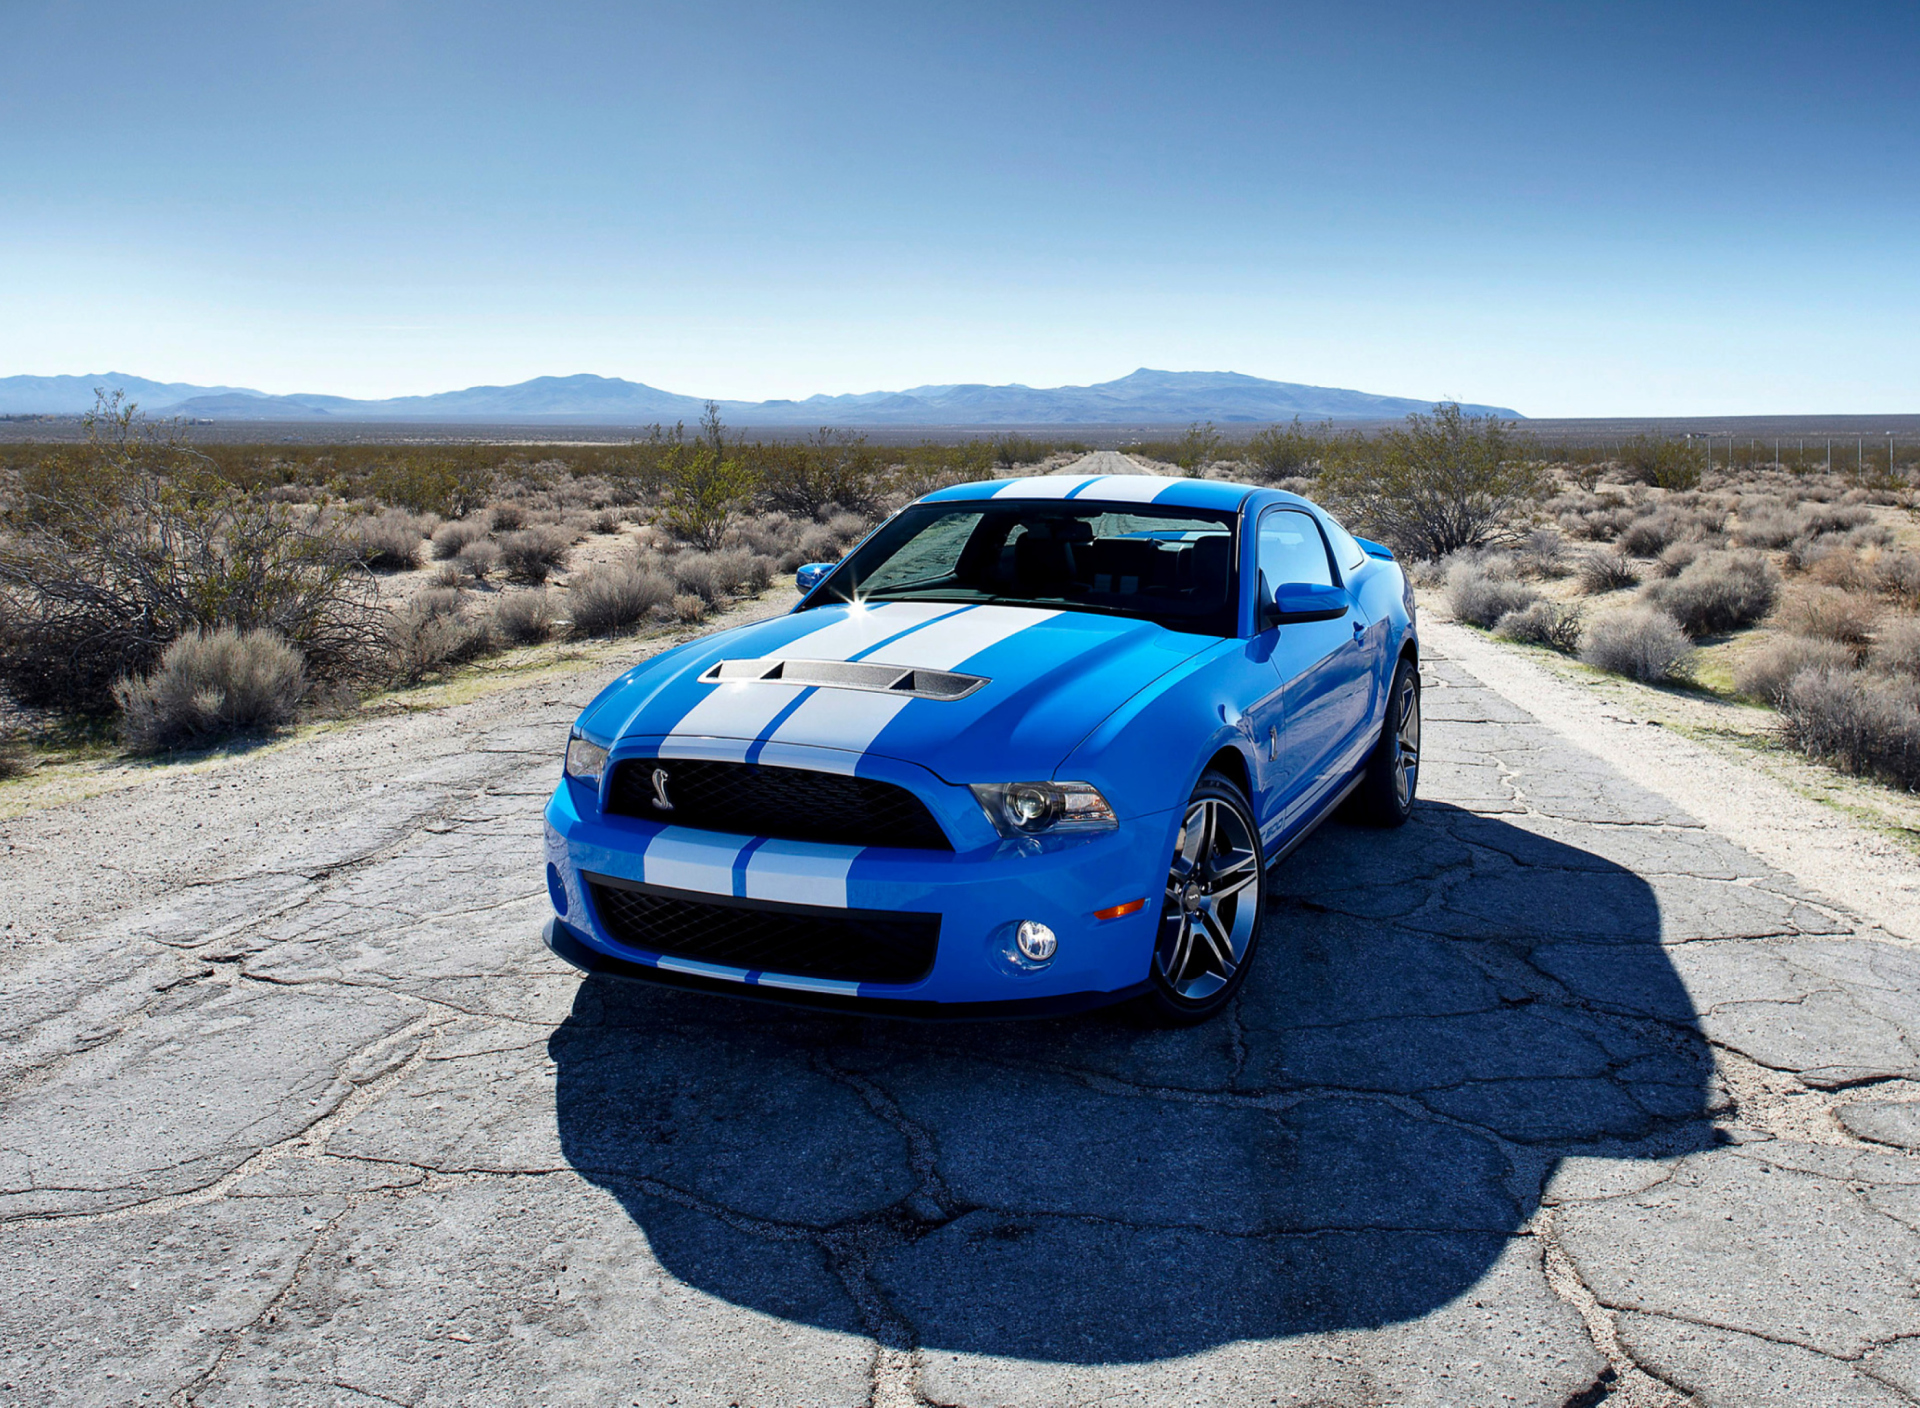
(0, 426, 384, 712)
(1788, 525, 1896, 573)
(491, 589, 555, 645)
(672, 592, 708, 624)
(1313, 403, 1542, 558)
(1617, 510, 1683, 557)
(666, 551, 727, 604)
(1493, 600, 1583, 652)
(1732, 505, 1800, 549)
(569, 565, 671, 636)
(1642, 550, 1778, 637)
(1799, 502, 1876, 537)
(1617, 435, 1706, 490)
(1735, 634, 1856, 703)
(115, 627, 306, 752)
(344, 509, 428, 572)
(1517, 528, 1569, 579)
(789, 522, 845, 571)
(455, 539, 502, 582)
(1568, 503, 1637, 542)
(430, 518, 489, 560)
(1871, 552, 1920, 608)
(1777, 667, 1920, 790)
(1445, 560, 1538, 628)
(1577, 550, 1642, 594)
(488, 502, 527, 532)
(729, 511, 798, 561)
(1808, 547, 1874, 591)
(1655, 541, 1702, 578)
(429, 562, 463, 589)
(1869, 618, 1920, 684)
(1580, 608, 1692, 683)
(825, 510, 869, 544)
(389, 589, 492, 680)
(497, 526, 572, 584)
(669, 548, 772, 603)
(1781, 587, 1878, 647)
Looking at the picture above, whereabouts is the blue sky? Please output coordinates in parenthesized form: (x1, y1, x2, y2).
(3, 0, 1916, 415)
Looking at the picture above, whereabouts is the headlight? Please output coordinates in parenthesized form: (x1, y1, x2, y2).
(971, 781, 1116, 837)
(564, 730, 608, 788)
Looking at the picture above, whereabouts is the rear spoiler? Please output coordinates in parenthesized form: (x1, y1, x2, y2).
(1355, 536, 1396, 561)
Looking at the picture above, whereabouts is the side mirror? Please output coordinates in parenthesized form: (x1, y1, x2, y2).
(1261, 582, 1350, 628)
(795, 562, 834, 595)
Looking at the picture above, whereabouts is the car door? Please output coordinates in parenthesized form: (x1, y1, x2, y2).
(1320, 510, 1391, 732)
(1258, 507, 1371, 829)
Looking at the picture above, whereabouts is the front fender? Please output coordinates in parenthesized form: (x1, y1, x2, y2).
(1056, 637, 1263, 820)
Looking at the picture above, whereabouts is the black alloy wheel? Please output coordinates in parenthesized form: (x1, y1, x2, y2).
(1351, 655, 1421, 826)
(1144, 771, 1264, 1025)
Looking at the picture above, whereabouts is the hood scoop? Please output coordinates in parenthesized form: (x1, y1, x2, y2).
(699, 657, 989, 702)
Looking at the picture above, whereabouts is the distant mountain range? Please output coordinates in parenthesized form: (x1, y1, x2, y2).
(0, 369, 1523, 425)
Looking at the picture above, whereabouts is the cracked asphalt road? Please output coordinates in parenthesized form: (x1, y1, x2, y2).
(5, 612, 1920, 1407)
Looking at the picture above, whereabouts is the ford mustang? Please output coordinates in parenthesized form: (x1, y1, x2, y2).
(542, 473, 1419, 1023)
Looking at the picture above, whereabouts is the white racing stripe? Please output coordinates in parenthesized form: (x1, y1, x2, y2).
(637, 827, 866, 908)
(641, 827, 746, 894)
(991, 475, 1093, 499)
(659, 601, 956, 744)
(750, 740, 860, 774)
(1068, 475, 1180, 503)
(743, 838, 864, 908)
(764, 604, 1058, 755)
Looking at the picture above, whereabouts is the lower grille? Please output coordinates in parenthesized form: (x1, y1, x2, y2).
(606, 758, 952, 850)
(584, 873, 940, 985)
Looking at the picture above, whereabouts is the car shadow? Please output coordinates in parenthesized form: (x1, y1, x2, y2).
(548, 801, 1715, 1362)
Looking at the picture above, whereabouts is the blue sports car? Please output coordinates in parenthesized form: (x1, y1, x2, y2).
(543, 473, 1419, 1023)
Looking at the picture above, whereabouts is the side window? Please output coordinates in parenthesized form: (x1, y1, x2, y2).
(1321, 514, 1367, 575)
(1257, 509, 1335, 593)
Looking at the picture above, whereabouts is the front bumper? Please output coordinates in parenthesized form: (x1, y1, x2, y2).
(541, 757, 1173, 1009)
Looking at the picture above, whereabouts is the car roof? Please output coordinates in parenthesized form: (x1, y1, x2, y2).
(916, 473, 1263, 514)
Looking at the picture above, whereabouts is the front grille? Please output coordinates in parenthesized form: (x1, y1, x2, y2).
(606, 758, 952, 850)
(584, 874, 940, 985)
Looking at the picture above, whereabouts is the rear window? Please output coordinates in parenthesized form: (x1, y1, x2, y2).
(1322, 515, 1368, 575)
(806, 499, 1240, 636)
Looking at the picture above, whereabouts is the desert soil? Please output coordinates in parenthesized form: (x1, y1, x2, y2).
(6, 501, 1920, 1405)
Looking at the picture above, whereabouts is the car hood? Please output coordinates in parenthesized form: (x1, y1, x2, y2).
(580, 600, 1216, 785)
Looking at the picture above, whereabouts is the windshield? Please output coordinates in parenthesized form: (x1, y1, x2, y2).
(805, 499, 1240, 636)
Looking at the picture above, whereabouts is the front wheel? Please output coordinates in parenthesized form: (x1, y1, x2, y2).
(1142, 771, 1264, 1025)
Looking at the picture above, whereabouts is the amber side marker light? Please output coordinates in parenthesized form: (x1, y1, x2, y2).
(1094, 898, 1147, 921)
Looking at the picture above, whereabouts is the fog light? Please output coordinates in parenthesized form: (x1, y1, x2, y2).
(1015, 920, 1057, 963)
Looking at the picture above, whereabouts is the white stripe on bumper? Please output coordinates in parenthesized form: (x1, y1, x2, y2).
(743, 838, 862, 908)
(641, 827, 745, 893)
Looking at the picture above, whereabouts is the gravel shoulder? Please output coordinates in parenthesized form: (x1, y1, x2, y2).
(4, 594, 1920, 1407)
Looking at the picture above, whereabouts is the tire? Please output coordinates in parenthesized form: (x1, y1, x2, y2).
(1142, 771, 1264, 1026)
(1351, 655, 1421, 827)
